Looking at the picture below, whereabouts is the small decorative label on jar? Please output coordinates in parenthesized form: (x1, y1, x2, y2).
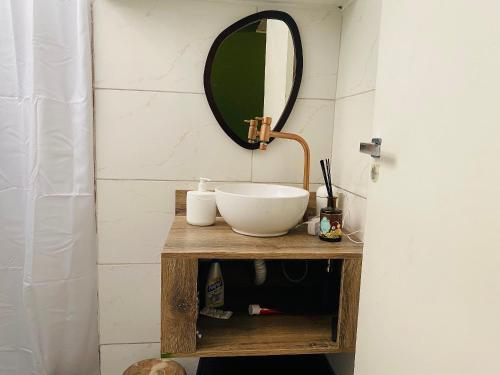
(319, 214, 342, 242)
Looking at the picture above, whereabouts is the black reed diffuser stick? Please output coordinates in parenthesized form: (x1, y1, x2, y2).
(326, 159, 332, 195)
(320, 159, 333, 198)
(319, 158, 343, 242)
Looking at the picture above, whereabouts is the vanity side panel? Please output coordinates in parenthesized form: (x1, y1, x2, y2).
(161, 257, 198, 355)
(337, 258, 362, 351)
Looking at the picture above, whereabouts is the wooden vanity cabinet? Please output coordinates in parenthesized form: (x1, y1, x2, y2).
(161, 191, 362, 358)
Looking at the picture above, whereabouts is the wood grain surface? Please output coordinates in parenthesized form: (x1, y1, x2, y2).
(161, 190, 363, 358)
(337, 258, 362, 351)
(163, 217, 362, 260)
(161, 258, 198, 355)
(181, 313, 339, 357)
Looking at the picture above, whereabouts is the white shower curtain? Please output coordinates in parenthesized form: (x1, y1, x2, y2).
(0, 1, 99, 374)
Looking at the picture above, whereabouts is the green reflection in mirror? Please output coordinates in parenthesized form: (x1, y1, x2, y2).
(211, 21, 266, 141)
(210, 19, 295, 143)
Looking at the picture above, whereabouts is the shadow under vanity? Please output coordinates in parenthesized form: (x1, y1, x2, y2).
(160, 191, 362, 358)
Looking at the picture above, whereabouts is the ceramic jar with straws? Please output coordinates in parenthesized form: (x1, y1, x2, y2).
(319, 159, 343, 242)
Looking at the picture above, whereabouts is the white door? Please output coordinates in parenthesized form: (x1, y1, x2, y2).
(355, 1, 500, 374)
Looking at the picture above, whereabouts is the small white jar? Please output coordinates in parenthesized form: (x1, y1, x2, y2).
(187, 178, 216, 226)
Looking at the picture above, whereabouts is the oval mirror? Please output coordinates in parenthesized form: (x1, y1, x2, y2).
(204, 11, 303, 149)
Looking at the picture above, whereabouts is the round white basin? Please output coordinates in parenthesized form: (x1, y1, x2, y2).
(215, 183, 309, 237)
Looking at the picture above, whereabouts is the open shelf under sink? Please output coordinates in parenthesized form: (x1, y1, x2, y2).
(194, 313, 339, 357)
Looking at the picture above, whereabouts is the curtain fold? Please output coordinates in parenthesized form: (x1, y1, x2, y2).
(0, 1, 99, 374)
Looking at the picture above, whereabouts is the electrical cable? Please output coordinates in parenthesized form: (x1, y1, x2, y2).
(344, 229, 364, 244)
(281, 260, 308, 283)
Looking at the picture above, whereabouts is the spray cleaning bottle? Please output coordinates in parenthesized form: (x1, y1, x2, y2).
(205, 260, 224, 308)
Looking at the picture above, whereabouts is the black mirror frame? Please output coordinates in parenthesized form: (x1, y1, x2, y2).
(203, 10, 303, 150)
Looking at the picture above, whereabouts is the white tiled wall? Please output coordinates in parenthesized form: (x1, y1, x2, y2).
(95, 90, 252, 181)
(328, 1, 382, 374)
(252, 98, 335, 184)
(93, 1, 342, 374)
(256, 4, 342, 100)
(98, 264, 161, 344)
(335, 0, 381, 99)
(93, 0, 256, 93)
(97, 180, 174, 264)
(331, 0, 381, 238)
(332, 91, 375, 198)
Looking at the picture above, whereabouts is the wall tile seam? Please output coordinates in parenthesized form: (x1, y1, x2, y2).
(297, 97, 335, 101)
(329, 10, 344, 167)
(95, 178, 324, 185)
(339, 0, 356, 13)
(230, 1, 340, 9)
(98, 262, 161, 266)
(94, 87, 205, 95)
(335, 88, 375, 101)
(94, 87, 337, 102)
(92, 0, 103, 343)
(96, 180, 254, 184)
(334, 184, 366, 200)
(99, 341, 160, 346)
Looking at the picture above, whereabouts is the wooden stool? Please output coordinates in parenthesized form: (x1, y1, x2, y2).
(123, 359, 186, 375)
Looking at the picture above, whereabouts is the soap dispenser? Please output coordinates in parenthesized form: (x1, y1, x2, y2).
(187, 178, 216, 226)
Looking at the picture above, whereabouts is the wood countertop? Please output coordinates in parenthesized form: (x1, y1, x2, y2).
(163, 216, 362, 260)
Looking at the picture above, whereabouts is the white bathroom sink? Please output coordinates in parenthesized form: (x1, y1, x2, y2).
(215, 183, 309, 237)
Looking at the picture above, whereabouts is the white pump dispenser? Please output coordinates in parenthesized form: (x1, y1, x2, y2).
(186, 177, 216, 226)
(197, 177, 210, 192)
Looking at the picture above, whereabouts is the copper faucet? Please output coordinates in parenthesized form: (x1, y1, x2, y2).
(245, 116, 310, 192)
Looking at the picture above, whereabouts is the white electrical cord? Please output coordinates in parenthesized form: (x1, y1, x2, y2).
(294, 221, 308, 228)
(296, 217, 363, 244)
(343, 229, 364, 244)
(338, 189, 365, 245)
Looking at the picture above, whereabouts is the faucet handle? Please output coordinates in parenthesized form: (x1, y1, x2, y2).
(244, 119, 259, 143)
(255, 116, 272, 126)
(244, 119, 258, 126)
